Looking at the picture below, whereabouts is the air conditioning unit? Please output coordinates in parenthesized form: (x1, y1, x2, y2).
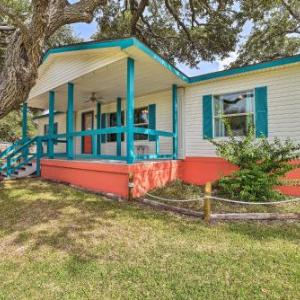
(135, 145, 149, 155)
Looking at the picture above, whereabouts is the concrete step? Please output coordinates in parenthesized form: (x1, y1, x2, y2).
(1, 162, 37, 179)
(13, 162, 37, 178)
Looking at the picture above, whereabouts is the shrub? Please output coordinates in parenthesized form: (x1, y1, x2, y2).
(210, 126, 300, 201)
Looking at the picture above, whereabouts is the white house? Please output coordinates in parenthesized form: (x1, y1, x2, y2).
(1, 37, 300, 198)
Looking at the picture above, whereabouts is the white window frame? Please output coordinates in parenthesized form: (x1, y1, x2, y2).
(213, 89, 255, 138)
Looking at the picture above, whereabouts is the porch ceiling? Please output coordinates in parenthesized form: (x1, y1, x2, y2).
(28, 42, 186, 111)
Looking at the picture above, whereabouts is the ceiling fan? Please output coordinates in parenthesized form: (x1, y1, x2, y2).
(84, 92, 103, 104)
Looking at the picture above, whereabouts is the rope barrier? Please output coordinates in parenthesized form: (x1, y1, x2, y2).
(144, 192, 300, 205)
(145, 192, 203, 202)
(139, 182, 300, 222)
(208, 195, 300, 205)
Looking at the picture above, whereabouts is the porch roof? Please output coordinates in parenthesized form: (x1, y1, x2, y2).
(28, 37, 188, 111)
(27, 37, 300, 111)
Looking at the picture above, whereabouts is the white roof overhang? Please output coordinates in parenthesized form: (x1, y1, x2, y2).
(28, 38, 188, 111)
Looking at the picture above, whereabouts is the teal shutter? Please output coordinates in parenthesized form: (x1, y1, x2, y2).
(148, 104, 156, 141)
(101, 113, 107, 143)
(255, 86, 268, 137)
(202, 95, 213, 139)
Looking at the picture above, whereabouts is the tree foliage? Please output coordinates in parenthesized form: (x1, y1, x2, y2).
(93, 0, 244, 67)
(211, 126, 300, 201)
(0, 1, 81, 69)
(231, 0, 300, 67)
(0, 108, 36, 142)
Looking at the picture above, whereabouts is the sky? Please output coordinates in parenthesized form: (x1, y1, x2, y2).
(71, 20, 252, 76)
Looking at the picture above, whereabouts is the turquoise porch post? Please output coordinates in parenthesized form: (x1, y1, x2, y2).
(22, 102, 28, 141)
(117, 97, 122, 156)
(67, 83, 74, 160)
(126, 58, 135, 164)
(48, 91, 55, 159)
(172, 84, 178, 159)
(96, 102, 102, 155)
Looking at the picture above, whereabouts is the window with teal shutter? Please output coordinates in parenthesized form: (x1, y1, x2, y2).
(255, 86, 268, 137)
(101, 113, 106, 143)
(148, 104, 156, 141)
(202, 95, 213, 139)
(213, 90, 254, 137)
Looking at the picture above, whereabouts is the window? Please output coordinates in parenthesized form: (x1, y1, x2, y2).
(44, 122, 58, 135)
(107, 111, 125, 142)
(213, 90, 254, 137)
(134, 107, 149, 141)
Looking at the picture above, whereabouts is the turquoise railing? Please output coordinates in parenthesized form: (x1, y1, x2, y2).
(0, 126, 174, 177)
(1, 137, 43, 178)
(46, 126, 174, 161)
(0, 138, 28, 160)
(133, 127, 174, 160)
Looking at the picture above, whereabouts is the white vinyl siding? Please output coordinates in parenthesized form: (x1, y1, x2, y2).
(184, 63, 300, 157)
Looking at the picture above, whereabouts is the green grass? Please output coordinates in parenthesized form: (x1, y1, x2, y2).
(0, 179, 299, 299)
(149, 180, 300, 213)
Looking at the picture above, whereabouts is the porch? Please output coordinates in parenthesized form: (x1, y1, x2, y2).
(2, 38, 187, 197)
(26, 39, 185, 165)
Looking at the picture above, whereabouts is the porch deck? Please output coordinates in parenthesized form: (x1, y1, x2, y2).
(40, 158, 180, 199)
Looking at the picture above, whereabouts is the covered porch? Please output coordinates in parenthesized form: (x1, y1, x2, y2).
(27, 39, 186, 164)
(22, 38, 187, 197)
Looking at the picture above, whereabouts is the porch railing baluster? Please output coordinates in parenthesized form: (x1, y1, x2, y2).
(39, 126, 174, 162)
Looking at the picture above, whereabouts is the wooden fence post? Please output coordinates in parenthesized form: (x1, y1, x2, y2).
(203, 182, 212, 223)
(128, 173, 134, 201)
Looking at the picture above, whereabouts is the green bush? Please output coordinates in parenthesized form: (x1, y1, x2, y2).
(210, 126, 300, 201)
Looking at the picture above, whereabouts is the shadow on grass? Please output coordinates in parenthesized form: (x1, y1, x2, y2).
(0, 178, 190, 262)
(0, 178, 299, 263)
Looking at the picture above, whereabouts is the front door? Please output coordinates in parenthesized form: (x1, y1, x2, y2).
(82, 111, 94, 154)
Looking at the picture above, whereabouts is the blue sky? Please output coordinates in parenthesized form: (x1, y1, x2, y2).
(71, 20, 252, 76)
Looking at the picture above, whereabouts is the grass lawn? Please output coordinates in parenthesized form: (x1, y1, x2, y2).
(0, 179, 299, 299)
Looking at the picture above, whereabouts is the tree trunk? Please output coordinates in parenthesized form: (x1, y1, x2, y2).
(0, 0, 106, 119)
(0, 30, 44, 118)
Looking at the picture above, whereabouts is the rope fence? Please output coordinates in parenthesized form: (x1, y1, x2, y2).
(139, 181, 300, 222)
(145, 192, 203, 203)
(207, 195, 300, 205)
(144, 191, 300, 205)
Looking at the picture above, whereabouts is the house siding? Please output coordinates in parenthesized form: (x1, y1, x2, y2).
(184, 64, 300, 157)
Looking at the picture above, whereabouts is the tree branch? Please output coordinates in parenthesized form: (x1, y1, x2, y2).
(281, 0, 300, 22)
(48, 0, 107, 36)
(0, 3, 30, 43)
(164, 0, 192, 41)
(63, 0, 107, 24)
(129, 0, 149, 36)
